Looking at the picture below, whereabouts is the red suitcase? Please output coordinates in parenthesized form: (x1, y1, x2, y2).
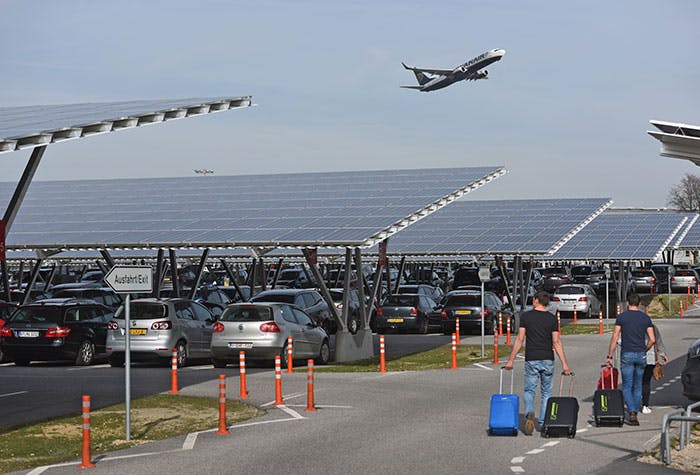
(597, 366, 619, 390)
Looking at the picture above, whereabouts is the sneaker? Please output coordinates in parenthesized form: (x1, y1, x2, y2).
(629, 412, 640, 426)
(525, 412, 535, 435)
(641, 406, 652, 414)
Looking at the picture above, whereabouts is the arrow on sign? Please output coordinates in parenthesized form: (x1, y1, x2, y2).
(104, 265, 153, 294)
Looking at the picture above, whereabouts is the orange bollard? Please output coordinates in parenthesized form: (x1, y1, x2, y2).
(492, 328, 499, 365)
(557, 310, 561, 333)
(455, 317, 461, 345)
(170, 348, 179, 394)
(78, 395, 95, 468)
(680, 299, 685, 318)
(238, 351, 249, 398)
(217, 374, 230, 435)
(451, 333, 457, 369)
(599, 310, 603, 335)
(506, 316, 511, 345)
(274, 355, 284, 405)
(573, 304, 577, 325)
(379, 335, 387, 373)
(306, 359, 317, 412)
(498, 311, 503, 337)
(287, 336, 294, 374)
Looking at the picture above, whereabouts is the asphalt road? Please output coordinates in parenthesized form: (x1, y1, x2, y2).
(6, 317, 698, 475)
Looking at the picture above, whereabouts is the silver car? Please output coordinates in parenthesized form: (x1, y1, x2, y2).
(671, 269, 699, 293)
(550, 284, 602, 318)
(106, 298, 216, 367)
(210, 303, 330, 368)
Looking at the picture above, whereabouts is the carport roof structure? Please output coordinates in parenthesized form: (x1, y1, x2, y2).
(648, 120, 700, 166)
(548, 210, 689, 261)
(1, 166, 505, 252)
(675, 214, 700, 249)
(0, 97, 253, 154)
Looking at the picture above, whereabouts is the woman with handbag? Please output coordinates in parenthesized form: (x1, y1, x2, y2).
(641, 324, 668, 414)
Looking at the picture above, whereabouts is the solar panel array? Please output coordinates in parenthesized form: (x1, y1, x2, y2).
(0, 166, 505, 251)
(0, 97, 252, 154)
(366, 198, 611, 255)
(549, 211, 688, 260)
(676, 214, 700, 249)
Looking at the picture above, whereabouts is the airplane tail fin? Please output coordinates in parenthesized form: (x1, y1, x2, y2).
(402, 62, 432, 85)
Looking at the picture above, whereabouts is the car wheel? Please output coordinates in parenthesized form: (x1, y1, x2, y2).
(279, 346, 289, 368)
(175, 341, 188, 368)
(108, 355, 125, 367)
(212, 358, 228, 368)
(75, 340, 95, 366)
(348, 314, 359, 335)
(418, 316, 429, 334)
(316, 340, 330, 365)
(586, 308, 592, 319)
(14, 358, 31, 366)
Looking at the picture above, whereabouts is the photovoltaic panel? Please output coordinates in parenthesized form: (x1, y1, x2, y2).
(0, 166, 505, 251)
(676, 214, 700, 249)
(0, 97, 252, 154)
(362, 198, 611, 255)
(549, 211, 688, 261)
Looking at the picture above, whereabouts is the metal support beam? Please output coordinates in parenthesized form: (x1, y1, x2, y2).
(354, 248, 368, 330)
(385, 258, 393, 296)
(219, 259, 248, 302)
(394, 256, 406, 294)
(249, 258, 258, 297)
(366, 263, 384, 319)
(17, 261, 24, 291)
(45, 264, 57, 289)
(1, 260, 10, 301)
(154, 249, 164, 298)
(340, 248, 353, 334)
(187, 249, 210, 300)
(259, 258, 267, 292)
(271, 258, 284, 289)
(3, 146, 46, 233)
(100, 249, 116, 269)
(169, 249, 180, 298)
(302, 249, 343, 331)
(22, 259, 43, 305)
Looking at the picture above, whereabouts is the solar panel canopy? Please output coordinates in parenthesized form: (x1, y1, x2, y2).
(548, 211, 688, 261)
(0, 166, 505, 252)
(367, 198, 612, 256)
(0, 97, 252, 154)
(676, 214, 700, 249)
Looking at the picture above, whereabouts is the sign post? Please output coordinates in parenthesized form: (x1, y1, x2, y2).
(478, 266, 491, 358)
(605, 267, 610, 327)
(104, 265, 153, 442)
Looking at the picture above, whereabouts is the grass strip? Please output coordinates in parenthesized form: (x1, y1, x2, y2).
(560, 324, 612, 335)
(0, 394, 263, 473)
(644, 294, 689, 319)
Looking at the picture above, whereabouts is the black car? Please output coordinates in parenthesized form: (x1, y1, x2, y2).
(0, 298, 112, 366)
(372, 294, 439, 334)
(631, 270, 658, 294)
(51, 287, 122, 310)
(540, 267, 572, 292)
(571, 265, 597, 285)
(397, 284, 445, 304)
(438, 290, 513, 335)
(682, 338, 700, 401)
(0, 300, 18, 362)
(250, 289, 334, 333)
(193, 285, 233, 318)
(452, 266, 504, 293)
(329, 288, 363, 334)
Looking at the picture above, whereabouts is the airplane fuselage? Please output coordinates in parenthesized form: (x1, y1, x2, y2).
(406, 48, 506, 92)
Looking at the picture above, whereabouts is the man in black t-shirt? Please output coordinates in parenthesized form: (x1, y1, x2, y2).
(605, 293, 654, 426)
(505, 290, 571, 435)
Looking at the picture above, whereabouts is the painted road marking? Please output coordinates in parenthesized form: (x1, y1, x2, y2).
(510, 467, 525, 473)
(261, 392, 304, 407)
(0, 390, 28, 398)
(510, 457, 525, 464)
(542, 441, 560, 447)
(183, 432, 198, 450)
(67, 364, 110, 371)
(526, 448, 544, 454)
(286, 404, 354, 409)
(473, 363, 494, 371)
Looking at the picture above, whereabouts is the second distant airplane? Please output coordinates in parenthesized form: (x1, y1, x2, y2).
(401, 48, 505, 92)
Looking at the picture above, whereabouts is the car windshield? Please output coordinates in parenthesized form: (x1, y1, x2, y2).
(384, 295, 418, 306)
(10, 307, 62, 324)
(555, 287, 585, 295)
(445, 295, 481, 306)
(114, 303, 167, 320)
(252, 294, 296, 304)
(220, 305, 272, 322)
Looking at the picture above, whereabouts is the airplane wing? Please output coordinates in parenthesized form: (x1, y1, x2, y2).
(402, 62, 452, 77)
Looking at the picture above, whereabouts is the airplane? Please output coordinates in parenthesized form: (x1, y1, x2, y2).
(401, 48, 506, 92)
(194, 169, 214, 175)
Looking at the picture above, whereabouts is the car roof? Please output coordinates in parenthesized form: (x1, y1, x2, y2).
(253, 289, 311, 296)
(21, 298, 106, 307)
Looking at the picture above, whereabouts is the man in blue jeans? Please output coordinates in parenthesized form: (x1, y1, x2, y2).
(605, 292, 655, 426)
(505, 290, 571, 435)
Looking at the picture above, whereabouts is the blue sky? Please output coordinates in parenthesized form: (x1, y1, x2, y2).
(1, 0, 699, 207)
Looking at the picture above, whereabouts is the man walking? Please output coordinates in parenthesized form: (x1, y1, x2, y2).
(505, 290, 571, 435)
(605, 292, 655, 425)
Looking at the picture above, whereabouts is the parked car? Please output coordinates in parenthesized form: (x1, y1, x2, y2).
(106, 298, 216, 367)
(571, 265, 597, 285)
(0, 300, 18, 362)
(671, 269, 699, 294)
(250, 289, 334, 334)
(407, 268, 444, 288)
(651, 264, 676, 292)
(540, 267, 571, 292)
(329, 288, 363, 335)
(550, 284, 602, 318)
(631, 270, 658, 294)
(438, 290, 513, 335)
(51, 287, 122, 310)
(210, 303, 330, 367)
(452, 266, 504, 293)
(193, 285, 233, 318)
(0, 298, 112, 366)
(275, 268, 315, 288)
(682, 338, 700, 401)
(396, 284, 445, 304)
(371, 293, 439, 334)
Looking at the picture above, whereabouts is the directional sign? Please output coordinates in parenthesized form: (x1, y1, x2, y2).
(104, 265, 152, 294)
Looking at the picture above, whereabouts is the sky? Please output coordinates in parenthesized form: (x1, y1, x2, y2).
(1, 0, 699, 208)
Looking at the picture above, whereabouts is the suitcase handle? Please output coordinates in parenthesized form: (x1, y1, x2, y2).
(599, 365, 617, 388)
(499, 366, 514, 394)
(558, 372, 575, 397)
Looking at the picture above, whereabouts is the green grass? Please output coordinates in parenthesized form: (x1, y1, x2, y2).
(315, 343, 513, 372)
(0, 394, 263, 473)
(560, 323, 611, 335)
(643, 294, 691, 319)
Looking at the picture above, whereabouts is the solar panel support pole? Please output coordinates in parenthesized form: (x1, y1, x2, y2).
(100, 249, 116, 270)
(394, 256, 406, 294)
(188, 249, 210, 300)
(22, 259, 43, 305)
(17, 261, 24, 291)
(302, 248, 343, 331)
(301, 261, 314, 288)
(498, 261, 515, 317)
(385, 258, 393, 296)
(154, 249, 164, 298)
(354, 248, 368, 331)
(45, 264, 57, 289)
(270, 258, 284, 289)
(219, 259, 248, 302)
(341, 248, 352, 333)
(1, 260, 10, 301)
(2, 145, 46, 233)
(366, 263, 384, 320)
(169, 250, 180, 298)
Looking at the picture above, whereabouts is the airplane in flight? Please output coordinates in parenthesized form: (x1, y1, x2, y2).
(194, 169, 214, 175)
(401, 48, 506, 92)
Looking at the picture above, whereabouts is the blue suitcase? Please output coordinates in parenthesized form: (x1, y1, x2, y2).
(489, 367, 519, 436)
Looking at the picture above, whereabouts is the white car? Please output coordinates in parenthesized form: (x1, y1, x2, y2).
(550, 284, 602, 318)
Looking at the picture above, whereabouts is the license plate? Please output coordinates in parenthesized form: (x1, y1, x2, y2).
(455, 310, 471, 315)
(388, 318, 404, 323)
(17, 331, 39, 338)
(228, 342, 253, 349)
(130, 328, 147, 335)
